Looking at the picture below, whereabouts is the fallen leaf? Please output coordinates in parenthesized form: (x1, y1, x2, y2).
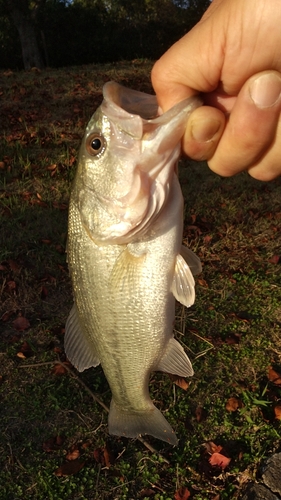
(209, 452, 231, 470)
(54, 459, 85, 476)
(66, 447, 80, 461)
(103, 443, 114, 467)
(139, 488, 155, 498)
(268, 255, 280, 264)
(203, 441, 222, 454)
(1, 310, 13, 322)
(274, 404, 281, 420)
(13, 316, 30, 331)
(52, 362, 70, 376)
(195, 406, 207, 422)
(225, 397, 243, 412)
(43, 435, 65, 452)
(203, 234, 212, 244)
(168, 374, 189, 391)
(17, 341, 34, 358)
(268, 367, 281, 385)
(174, 486, 191, 500)
(93, 447, 104, 465)
(8, 259, 21, 273)
(198, 278, 208, 287)
(40, 285, 48, 300)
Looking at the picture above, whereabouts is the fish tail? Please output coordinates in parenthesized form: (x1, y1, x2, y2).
(108, 400, 178, 445)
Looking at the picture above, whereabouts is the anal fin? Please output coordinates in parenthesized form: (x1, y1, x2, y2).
(64, 303, 100, 372)
(156, 338, 193, 377)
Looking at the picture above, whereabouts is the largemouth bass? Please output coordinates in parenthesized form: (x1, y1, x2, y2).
(65, 81, 202, 445)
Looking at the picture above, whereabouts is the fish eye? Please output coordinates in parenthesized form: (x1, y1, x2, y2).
(86, 133, 106, 156)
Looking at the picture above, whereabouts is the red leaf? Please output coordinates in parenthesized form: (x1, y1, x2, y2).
(13, 316, 30, 331)
(174, 486, 191, 500)
(209, 452, 231, 469)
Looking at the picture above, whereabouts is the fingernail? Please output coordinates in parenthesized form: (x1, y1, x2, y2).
(249, 73, 281, 108)
(191, 118, 221, 142)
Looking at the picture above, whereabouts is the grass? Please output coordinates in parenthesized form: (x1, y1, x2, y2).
(1, 60, 281, 500)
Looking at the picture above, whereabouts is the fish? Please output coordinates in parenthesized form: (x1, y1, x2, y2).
(64, 81, 202, 445)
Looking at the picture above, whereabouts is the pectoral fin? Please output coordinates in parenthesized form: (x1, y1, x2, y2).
(171, 253, 195, 307)
(64, 303, 100, 372)
(181, 245, 202, 276)
(156, 338, 193, 377)
(110, 246, 146, 294)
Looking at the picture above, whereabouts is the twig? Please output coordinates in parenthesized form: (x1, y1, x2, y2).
(20, 359, 170, 462)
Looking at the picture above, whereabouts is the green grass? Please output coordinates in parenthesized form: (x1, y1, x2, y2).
(1, 61, 281, 499)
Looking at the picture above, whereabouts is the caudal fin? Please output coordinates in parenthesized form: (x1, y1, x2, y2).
(108, 400, 178, 445)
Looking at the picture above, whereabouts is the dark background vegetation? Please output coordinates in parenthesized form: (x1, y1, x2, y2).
(0, 0, 210, 70)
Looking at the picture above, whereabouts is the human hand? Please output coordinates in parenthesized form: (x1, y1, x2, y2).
(151, 0, 281, 181)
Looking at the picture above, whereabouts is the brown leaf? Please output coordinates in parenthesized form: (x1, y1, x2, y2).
(209, 452, 231, 470)
(103, 443, 114, 467)
(54, 459, 85, 476)
(268, 255, 280, 264)
(198, 278, 208, 288)
(204, 441, 222, 454)
(225, 397, 243, 412)
(139, 488, 155, 498)
(52, 362, 70, 376)
(268, 367, 281, 385)
(274, 404, 281, 420)
(13, 316, 30, 331)
(66, 448, 80, 461)
(40, 285, 48, 300)
(174, 486, 191, 500)
(203, 234, 212, 244)
(17, 341, 34, 358)
(6, 280, 17, 293)
(8, 259, 21, 273)
(93, 447, 104, 465)
(43, 435, 65, 452)
(195, 406, 207, 422)
(168, 374, 189, 391)
(1, 310, 13, 322)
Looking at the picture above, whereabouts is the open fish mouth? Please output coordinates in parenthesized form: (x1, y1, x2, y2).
(78, 82, 202, 244)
